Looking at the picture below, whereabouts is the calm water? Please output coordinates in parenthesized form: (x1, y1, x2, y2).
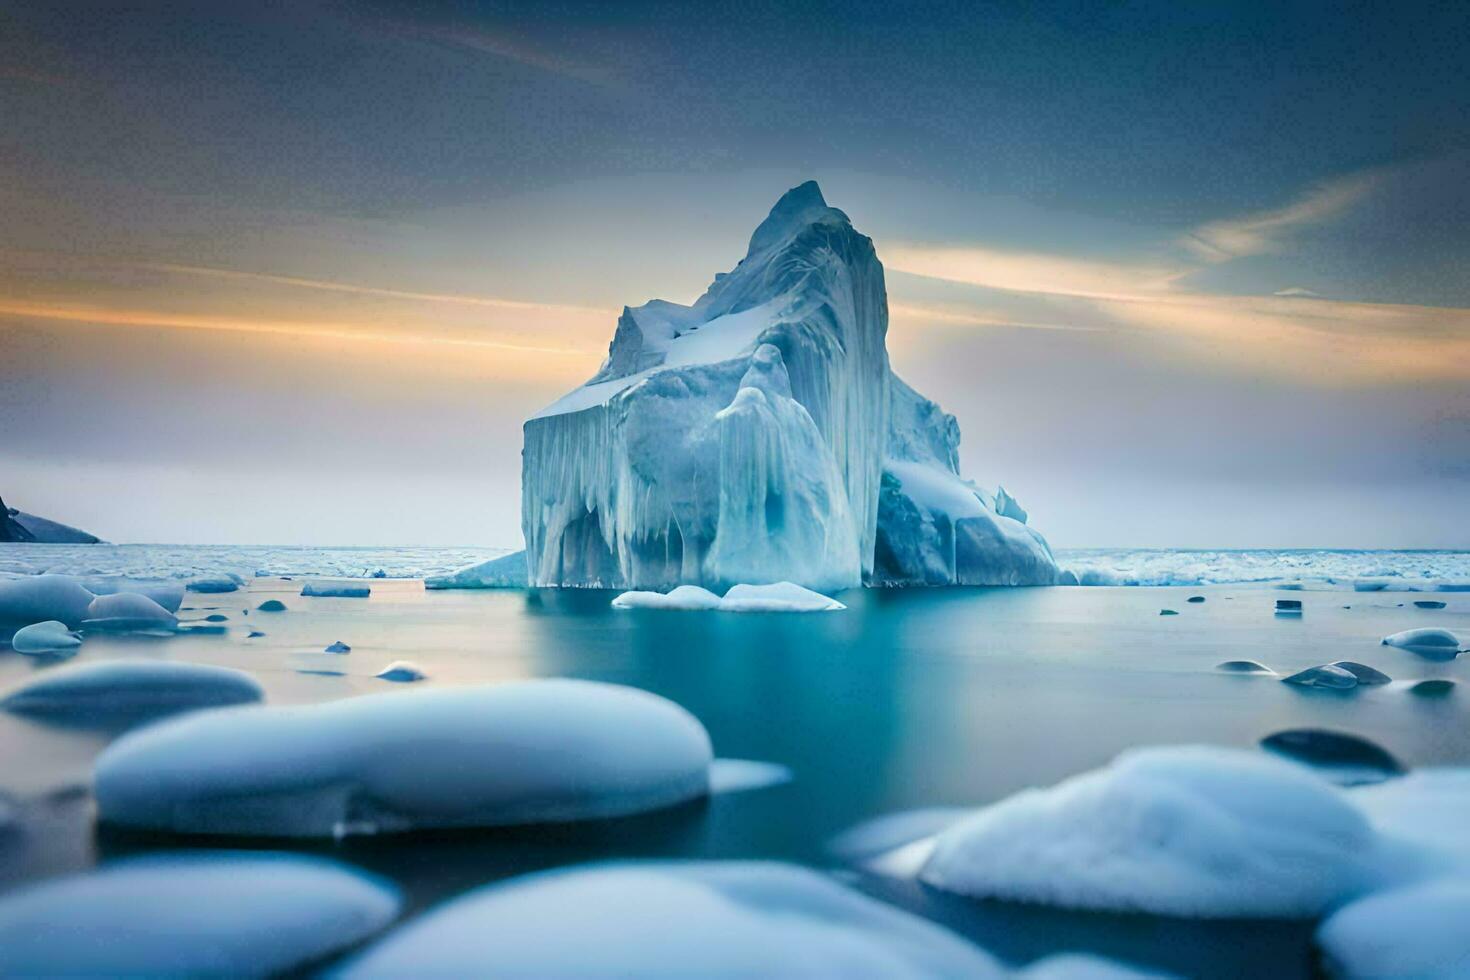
(1, 579, 1467, 976)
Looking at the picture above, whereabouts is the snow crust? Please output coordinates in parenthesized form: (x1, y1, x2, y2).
(94, 679, 714, 837)
(10, 620, 82, 654)
(1317, 881, 1470, 980)
(1, 660, 263, 719)
(612, 581, 845, 612)
(0, 852, 400, 976)
(338, 861, 1006, 978)
(424, 550, 528, 589)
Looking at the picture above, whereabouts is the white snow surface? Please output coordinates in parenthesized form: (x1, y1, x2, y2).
(1317, 880, 1470, 980)
(613, 581, 845, 612)
(94, 679, 714, 837)
(0, 852, 400, 976)
(918, 746, 1386, 918)
(1, 660, 263, 718)
(337, 861, 1007, 978)
(9, 620, 82, 655)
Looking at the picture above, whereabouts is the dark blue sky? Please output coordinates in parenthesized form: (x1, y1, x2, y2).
(2, 1, 1467, 546)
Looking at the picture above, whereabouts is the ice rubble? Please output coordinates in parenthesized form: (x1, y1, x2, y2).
(1, 660, 263, 719)
(94, 679, 714, 837)
(1317, 881, 1470, 980)
(0, 853, 400, 976)
(10, 620, 82, 655)
(338, 861, 1008, 977)
(520, 181, 1056, 591)
(612, 581, 845, 612)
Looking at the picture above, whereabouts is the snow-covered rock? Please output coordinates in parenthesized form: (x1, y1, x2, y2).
(424, 550, 528, 589)
(81, 592, 178, 632)
(94, 679, 713, 837)
(1382, 628, 1461, 658)
(0, 853, 399, 976)
(520, 181, 1055, 591)
(302, 582, 371, 598)
(375, 661, 425, 682)
(1, 660, 263, 720)
(338, 861, 1005, 977)
(612, 581, 844, 612)
(1316, 880, 1470, 980)
(0, 575, 95, 627)
(917, 746, 1381, 917)
(10, 620, 82, 655)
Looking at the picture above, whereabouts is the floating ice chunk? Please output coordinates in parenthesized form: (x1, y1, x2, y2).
(0, 575, 95, 627)
(0, 852, 400, 976)
(1415, 600, 1448, 609)
(918, 746, 1380, 917)
(325, 640, 351, 654)
(1410, 679, 1455, 696)
(1382, 629, 1461, 658)
(301, 582, 371, 598)
(425, 551, 528, 589)
(719, 582, 845, 612)
(1282, 664, 1359, 690)
(707, 759, 793, 794)
(337, 861, 1005, 978)
(612, 582, 843, 612)
(612, 584, 723, 610)
(247, 630, 266, 638)
(1018, 953, 1177, 979)
(75, 577, 184, 614)
(375, 661, 425, 682)
(1261, 729, 1403, 786)
(1332, 662, 1392, 686)
(10, 620, 82, 655)
(81, 592, 178, 632)
(1186, 595, 1205, 603)
(186, 575, 241, 593)
(1317, 880, 1470, 980)
(95, 679, 713, 837)
(1159, 609, 1178, 616)
(1, 660, 263, 720)
(1276, 598, 1303, 612)
(1216, 660, 1274, 674)
(257, 599, 287, 612)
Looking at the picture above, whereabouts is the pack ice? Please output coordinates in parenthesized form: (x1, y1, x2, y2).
(521, 181, 1057, 591)
(94, 679, 714, 837)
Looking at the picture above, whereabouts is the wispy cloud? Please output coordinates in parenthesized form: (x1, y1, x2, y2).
(889, 301, 1103, 333)
(884, 245, 1181, 302)
(365, 15, 625, 89)
(1182, 171, 1379, 262)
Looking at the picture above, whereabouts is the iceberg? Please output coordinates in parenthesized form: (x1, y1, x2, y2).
(520, 181, 1056, 591)
(94, 679, 714, 837)
(1, 660, 263, 720)
(10, 620, 83, 655)
(0, 853, 399, 976)
(337, 861, 1006, 977)
(611, 581, 844, 612)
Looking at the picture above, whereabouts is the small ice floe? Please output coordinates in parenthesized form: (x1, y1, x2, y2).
(81, 593, 178, 632)
(177, 624, 229, 636)
(1333, 662, 1392, 686)
(375, 661, 425, 683)
(301, 582, 371, 598)
(204, 614, 227, 623)
(1216, 660, 1275, 674)
(425, 551, 528, 590)
(76, 577, 184, 614)
(0, 575, 95, 627)
(185, 575, 241, 594)
(1159, 609, 1178, 616)
(1187, 596, 1205, 603)
(1275, 598, 1303, 614)
(1382, 628, 1462, 660)
(324, 640, 351, 654)
(1415, 600, 1448, 609)
(335, 862, 1005, 977)
(1282, 664, 1361, 690)
(0, 852, 400, 977)
(256, 599, 287, 612)
(1, 660, 263, 721)
(612, 582, 845, 613)
(94, 679, 714, 837)
(1410, 679, 1455, 697)
(1317, 880, 1470, 980)
(911, 746, 1379, 917)
(1353, 580, 1390, 592)
(708, 759, 793, 794)
(10, 621, 82, 655)
(1260, 729, 1404, 785)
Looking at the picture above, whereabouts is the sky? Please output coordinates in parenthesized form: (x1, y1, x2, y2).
(1, 1, 1467, 549)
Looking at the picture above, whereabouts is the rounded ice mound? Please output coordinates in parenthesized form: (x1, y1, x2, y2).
(1, 660, 263, 720)
(0, 575, 95, 628)
(10, 620, 82, 655)
(0, 852, 400, 976)
(1260, 729, 1403, 786)
(325, 640, 351, 653)
(94, 679, 714, 837)
(338, 861, 1004, 977)
(720, 582, 846, 611)
(1316, 880, 1470, 980)
(918, 745, 1378, 918)
(1282, 664, 1359, 690)
(375, 661, 425, 682)
(612, 585, 722, 610)
(1383, 628, 1461, 658)
(186, 575, 240, 594)
(82, 592, 178, 632)
(257, 599, 287, 612)
(76, 577, 184, 614)
(1216, 660, 1274, 674)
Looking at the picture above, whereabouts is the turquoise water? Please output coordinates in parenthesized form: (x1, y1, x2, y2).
(2, 575, 1466, 975)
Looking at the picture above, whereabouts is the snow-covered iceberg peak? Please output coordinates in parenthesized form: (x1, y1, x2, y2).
(521, 181, 1056, 590)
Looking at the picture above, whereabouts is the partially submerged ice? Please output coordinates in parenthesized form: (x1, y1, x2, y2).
(521, 182, 1057, 591)
(338, 861, 1007, 977)
(94, 679, 714, 837)
(0, 852, 400, 976)
(611, 581, 844, 612)
(1, 660, 263, 721)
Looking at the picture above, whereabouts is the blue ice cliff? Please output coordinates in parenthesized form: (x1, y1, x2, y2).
(519, 181, 1057, 590)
